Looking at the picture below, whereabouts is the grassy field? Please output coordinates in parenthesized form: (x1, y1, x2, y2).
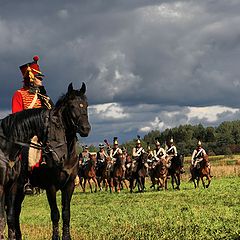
(16, 175, 240, 240)
(5, 155, 240, 239)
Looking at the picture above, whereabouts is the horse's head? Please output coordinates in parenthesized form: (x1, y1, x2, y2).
(140, 152, 148, 163)
(56, 83, 91, 137)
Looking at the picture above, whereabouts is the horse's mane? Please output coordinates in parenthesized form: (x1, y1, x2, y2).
(55, 94, 66, 109)
(55, 90, 87, 110)
(1, 108, 47, 142)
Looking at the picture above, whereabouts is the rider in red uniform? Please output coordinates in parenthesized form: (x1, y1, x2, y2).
(12, 55, 52, 113)
(12, 56, 53, 194)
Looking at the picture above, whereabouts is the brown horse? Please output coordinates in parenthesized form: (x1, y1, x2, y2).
(109, 154, 128, 193)
(190, 154, 212, 188)
(79, 153, 98, 193)
(149, 157, 168, 191)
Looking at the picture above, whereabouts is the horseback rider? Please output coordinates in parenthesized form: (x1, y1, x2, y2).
(191, 141, 207, 168)
(12, 56, 53, 113)
(132, 135, 145, 160)
(79, 145, 90, 166)
(191, 140, 212, 177)
(165, 138, 177, 166)
(165, 138, 185, 173)
(97, 143, 108, 168)
(109, 137, 122, 161)
(153, 139, 166, 161)
(190, 140, 213, 179)
(146, 142, 154, 161)
(118, 147, 127, 179)
(12, 55, 53, 194)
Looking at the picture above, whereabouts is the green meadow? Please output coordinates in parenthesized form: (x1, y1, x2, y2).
(17, 175, 240, 240)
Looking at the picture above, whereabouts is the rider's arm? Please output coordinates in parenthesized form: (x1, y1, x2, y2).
(109, 149, 113, 159)
(191, 150, 196, 164)
(173, 146, 178, 156)
(132, 148, 138, 157)
(12, 91, 24, 113)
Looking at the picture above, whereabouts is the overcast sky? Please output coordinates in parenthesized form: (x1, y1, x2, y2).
(0, 0, 240, 145)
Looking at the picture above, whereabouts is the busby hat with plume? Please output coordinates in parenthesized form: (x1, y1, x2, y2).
(19, 55, 45, 85)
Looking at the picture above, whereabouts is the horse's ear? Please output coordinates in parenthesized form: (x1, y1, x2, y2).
(68, 83, 74, 94)
(79, 82, 86, 95)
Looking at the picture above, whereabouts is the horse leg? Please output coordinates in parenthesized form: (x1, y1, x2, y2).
(123, 179, 128, 190)
(46, 187, 60, 240)
(104, 179, 108, 191)
(197, 177, 200, 188)
(6, 182, 18, 240)
(176, 174, 180, 190)
(79, 177, 84, 191)
(193, 179, 197, 188)
(97, 177, 102, 191)
(117, 178, 121, 193)
(150, 176, 156, 189)
(88, 179, 93, 193)
(171, 175, 174, 189)
(157, 178, 161, 191)
(129, 178, 133, 193)
(201, 176, 206, 188)
(61, 180, 75, 240)
(206, 175, 211, 188)
(139, 177, 144, 192)
(142, 177, 146, 191)
(14, 185, 25, 240)
(164, 177, 168, 190)
(92, 177, 98, 193)
(83, 178, 86, 193)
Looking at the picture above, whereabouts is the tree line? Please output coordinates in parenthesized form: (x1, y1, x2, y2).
(82, 120, 240, 156)
(121, 120, 240, 156)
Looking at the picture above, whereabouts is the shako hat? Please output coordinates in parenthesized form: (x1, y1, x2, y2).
(113, 137, 119, 145)
(136, 135, 141, 144)
(155, 138, 160, 146)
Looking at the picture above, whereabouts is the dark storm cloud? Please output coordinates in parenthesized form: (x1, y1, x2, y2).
(0, 1, 240, 143)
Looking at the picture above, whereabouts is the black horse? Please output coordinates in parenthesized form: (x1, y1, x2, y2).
(0, 82, 90, 240)
(168, 154, 184, 190)
(129, 153, 148, 193)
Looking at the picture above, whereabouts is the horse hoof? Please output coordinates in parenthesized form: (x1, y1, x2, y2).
(62, 236, 71, 240)
(52, 236, 60, 240)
